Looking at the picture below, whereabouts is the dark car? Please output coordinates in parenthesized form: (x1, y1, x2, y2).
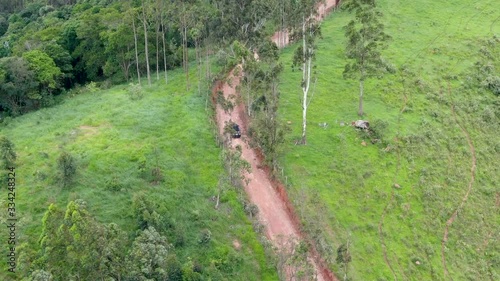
(232, 123, 241, 138)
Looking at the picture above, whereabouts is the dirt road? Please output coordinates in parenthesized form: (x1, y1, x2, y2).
(213, 1, 340, 280)
(272, 0, 339, 47)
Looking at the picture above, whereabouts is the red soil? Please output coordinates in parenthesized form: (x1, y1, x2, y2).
(212, 1, 340, 280)
(213, 66, 336, 281)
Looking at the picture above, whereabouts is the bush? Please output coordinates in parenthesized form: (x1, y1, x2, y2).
(358, 119, 389, 143)
(128, 83, 143, 100)
(482, 75, 500, 96)
(198, 229, 212, 244)
(0, 136, 16, 168)
(85, 81, 99, 93)
(244, 202, 259, 218)
(105, 176, 123, 192)
(57, 151, 76, 187)
(370, 119, 388, 140)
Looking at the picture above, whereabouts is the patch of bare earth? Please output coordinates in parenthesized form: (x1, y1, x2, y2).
(78, 125, 101, 136)
(232, 239, 242, 251)
(77, 124, 112, 138)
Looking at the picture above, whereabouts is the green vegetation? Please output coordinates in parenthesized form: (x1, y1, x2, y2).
(278, 0, 499, 280)
(0, 67, 277, 280)
(0, 136, 16, 168)
(1, 0, 498, 280)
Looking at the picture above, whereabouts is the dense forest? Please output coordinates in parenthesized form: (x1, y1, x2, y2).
(0, 0, 296, 117)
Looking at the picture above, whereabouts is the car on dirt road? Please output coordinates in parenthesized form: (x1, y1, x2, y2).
(232, 123, 241, 138)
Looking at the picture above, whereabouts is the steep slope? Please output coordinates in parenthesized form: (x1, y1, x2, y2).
(277, 0, 499, 280)
(0, 68, 278, 280)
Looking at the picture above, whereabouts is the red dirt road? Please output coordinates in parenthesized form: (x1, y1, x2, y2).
(215, 68, 298, 240)
(213, 1, 340, 280)
(272, 0, 340, 47)
(213, 67, 335, 281)
(217, 66, 298, 240)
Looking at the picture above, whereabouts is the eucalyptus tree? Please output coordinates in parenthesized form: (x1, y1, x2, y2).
(140, 0, 152, 86)
(289, 0, 322, 145)
(343, 0, 392, 116)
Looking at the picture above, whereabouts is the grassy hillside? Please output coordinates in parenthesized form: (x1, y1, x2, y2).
(0, 68, 277, 280)
(278, 0, 499, 280)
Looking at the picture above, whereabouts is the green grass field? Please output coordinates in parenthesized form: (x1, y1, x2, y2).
(278, 0, 499, 280)
(0, 67, 277, 280)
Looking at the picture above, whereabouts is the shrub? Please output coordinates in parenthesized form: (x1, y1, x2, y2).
(482, 75, 500, 96)
(132, 193, 163, 230)
(166, 255, 183, 281)
(128, 83, 143, 100)
(372, 119, 389, 140)
(0, 136, 16, 168)
(57, 151, 76, 187)
(105, 176, 123, 192)
(244, 202, 259, 218)
(85, 81, 98, 93)
(198, 229, 212, 244)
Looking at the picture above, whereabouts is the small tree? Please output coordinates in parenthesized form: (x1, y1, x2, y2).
(336, 240, 352, 281)
(221, 144, 251, 187)
(30, 270, 53, 281)
(0, 136, 16, 168)
(57, 151, 76, 187)
(343, 0, 392, 116)
(250, 62, 289, 173)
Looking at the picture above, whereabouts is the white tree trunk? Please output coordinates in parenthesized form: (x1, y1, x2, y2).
(183, 25, 189, 90)
(158, 9, 168, 84)
(156, 21, 160, 81)
(161, 27, 168, 84)
(132, 17, 141, 86)
(142, 1, 151, 86)
(300, 17, 312, 145)
(359, 79, 364, 116)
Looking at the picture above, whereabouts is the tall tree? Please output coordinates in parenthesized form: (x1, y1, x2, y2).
(159, 0, 169, 84)
(131, 8, 142, 85)
(101, 6, 134, 81)
(290, 0, 321, 145)
(140, 0, 152, 86)
(0, 56, 38, 115)
(37, 200, 127, 280)
(343, 0, 392, 116)
(22, 50, 62, 91)
(213, 0, 272, 46)
(73, 10, 107, 81)
(38, 203, 66, 279)
(175, 0, 198, 90)
(250, 61, 287, 172)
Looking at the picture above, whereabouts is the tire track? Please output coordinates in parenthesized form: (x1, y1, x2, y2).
(441, 84, 477, 280)
(378, 192, 398, 281)
(376, 66, 412, 281)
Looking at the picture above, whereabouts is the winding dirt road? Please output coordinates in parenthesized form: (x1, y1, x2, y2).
(213, 1, 340, 280)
